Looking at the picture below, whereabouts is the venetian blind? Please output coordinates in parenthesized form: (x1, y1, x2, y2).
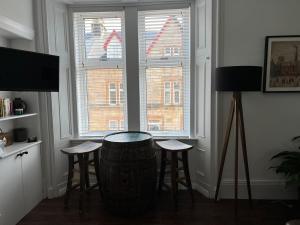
(73, 11, 127, 136)
(138, 8, 191, 136)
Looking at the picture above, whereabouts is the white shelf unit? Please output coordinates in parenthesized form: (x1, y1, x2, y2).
(0, 113, 37, 122)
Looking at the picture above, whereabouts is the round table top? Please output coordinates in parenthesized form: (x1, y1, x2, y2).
(104, 132, 152, 143)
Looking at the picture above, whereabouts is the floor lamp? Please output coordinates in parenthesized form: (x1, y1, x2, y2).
(214, 66, 262, 212)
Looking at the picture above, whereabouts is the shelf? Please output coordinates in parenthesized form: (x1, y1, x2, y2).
(0, 113, 38, 122)
(0, 140, 42, 159)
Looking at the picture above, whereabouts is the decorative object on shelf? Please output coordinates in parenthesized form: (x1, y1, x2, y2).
(0, 98, 13, 117)
(13, 128, 28, 142)
(0, 128, 13, 146)
(270, 136, 300, 200)
(0, 139, 5, 156)
(14, 109, 23, 115)
(264, 36, 300, 92)
(13, 98, 27, 115)
(27, 136, 38, 143)
(214, 66, 262, 213)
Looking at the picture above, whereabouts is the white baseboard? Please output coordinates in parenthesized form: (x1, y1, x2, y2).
(193, 182, 210, 198)
(218, 179, 298, 200)
(49, 178, 298, 200)
(47, 181, 67, 199)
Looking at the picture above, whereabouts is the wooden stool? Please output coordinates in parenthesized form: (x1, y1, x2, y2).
(61, 141, 102, 213)
(156, 140, 194, 208)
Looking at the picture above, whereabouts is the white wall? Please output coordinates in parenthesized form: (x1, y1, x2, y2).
(0, 0, 34, 30)
(0, 36, 8, 46)
(218, 0, 300, 199)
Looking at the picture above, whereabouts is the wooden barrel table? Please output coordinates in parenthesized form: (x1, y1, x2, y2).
(100, 131, 157, 215)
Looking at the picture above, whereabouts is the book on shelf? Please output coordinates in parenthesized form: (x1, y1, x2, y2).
(0, 98, 13, 117)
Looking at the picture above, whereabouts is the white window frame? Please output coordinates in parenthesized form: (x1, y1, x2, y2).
(72, 11, 127, 136)
(138, 8, 191, 137)
(70, 4, 192, 138)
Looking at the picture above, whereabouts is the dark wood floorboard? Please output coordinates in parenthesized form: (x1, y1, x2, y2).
(18, 191, 299, 225)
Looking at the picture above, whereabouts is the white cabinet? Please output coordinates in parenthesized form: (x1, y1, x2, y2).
(22, 145, 43, 215)
(0, 154, 24, 225)
(0, 143, 43, 225)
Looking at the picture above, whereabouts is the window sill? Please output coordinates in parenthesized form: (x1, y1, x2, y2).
(70, 136, 198, 142)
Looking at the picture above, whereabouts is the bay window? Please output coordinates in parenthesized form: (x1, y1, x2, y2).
(72, 6, 190, 137)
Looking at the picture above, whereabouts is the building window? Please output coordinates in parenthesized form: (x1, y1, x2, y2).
(164, 47, 180, 57)
(119, 120, 124, 130)
(91, 23, 101, 35)
(109, 83, 117, 105)
(173, 81, 181, 104)
(119, 83, 124, 104)
(173, 47, 180, 56)
(139, 8, 190, 136)
(164, 82, 171, 105)
(164, 47, 172, 56)
(109, 120, 119, 130)
(148, 121, 161, 131)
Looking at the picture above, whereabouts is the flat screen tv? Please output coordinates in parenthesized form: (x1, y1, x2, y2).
(0, 47, 59, 92)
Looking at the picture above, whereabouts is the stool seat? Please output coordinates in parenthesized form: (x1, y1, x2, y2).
(156, 140, 193, 152)
(61, 141, 102, 155)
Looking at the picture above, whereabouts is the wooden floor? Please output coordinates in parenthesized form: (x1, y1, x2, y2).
(18, 191, 299, 225)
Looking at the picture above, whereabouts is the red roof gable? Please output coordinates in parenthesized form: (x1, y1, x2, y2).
(103, 30, 122, 50)
(146, 16, 182, 55)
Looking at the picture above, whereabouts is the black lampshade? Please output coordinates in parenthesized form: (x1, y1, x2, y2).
(215, 66, 262, 91)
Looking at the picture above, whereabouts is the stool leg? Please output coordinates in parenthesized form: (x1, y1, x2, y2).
(182, 151, 194, 204)
(93, 149, 101, 192)
(158, 150, 167, 193)
(171, 152, 178, 209)
(78, 154, 86, 214)
(64, 155, 74, 209)
(84, 153, 90, 190)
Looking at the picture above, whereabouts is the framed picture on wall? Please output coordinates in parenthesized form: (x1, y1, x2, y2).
(264, 35, 300, 92)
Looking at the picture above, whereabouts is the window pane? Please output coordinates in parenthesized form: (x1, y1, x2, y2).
(144, 15, 183, 59)
(86, 69, 125, 132)
(84, 17, 122, 60)
(139, 8, 190, 135)
(74, 11, 127, 136)
(146, 67, 183, 131)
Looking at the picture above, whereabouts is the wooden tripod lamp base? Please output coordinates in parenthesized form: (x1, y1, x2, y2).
(214, 66, 263, 211)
